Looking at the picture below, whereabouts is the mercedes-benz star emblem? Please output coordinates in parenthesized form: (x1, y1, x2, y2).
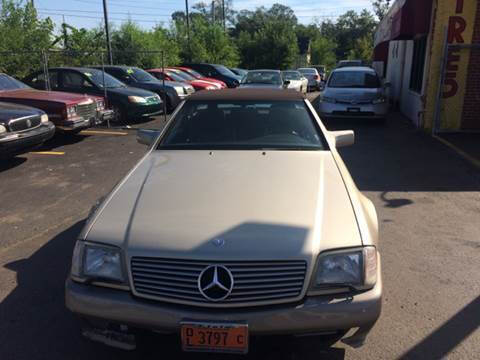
(212, 238, 225, 247)
(198, 265, 234, 302)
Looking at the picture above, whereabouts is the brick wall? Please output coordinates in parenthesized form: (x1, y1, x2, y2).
(461, 1, 480, 129)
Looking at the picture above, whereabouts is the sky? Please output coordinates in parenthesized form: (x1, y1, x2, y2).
(34, 0, 374, 31)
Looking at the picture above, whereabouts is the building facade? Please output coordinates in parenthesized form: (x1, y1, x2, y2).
(373, 0, 480, 132)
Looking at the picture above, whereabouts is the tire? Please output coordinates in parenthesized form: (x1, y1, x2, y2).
(112, 104, 127, 124)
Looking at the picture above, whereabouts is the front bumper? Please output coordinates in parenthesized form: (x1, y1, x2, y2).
(95, 109, 114, 125)
(0, 122, 55, 157)
(318, 101, 389, 119)
(66, 259, 382, 347)
(56, 117, 92, 131)
(127, 103, 164, 118)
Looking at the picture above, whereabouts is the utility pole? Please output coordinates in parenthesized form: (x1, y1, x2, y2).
(222, 0, 226, 32)
(185, 0, 191, 61)
(102, 0, 113, 65)
(212, 1, 215, 24)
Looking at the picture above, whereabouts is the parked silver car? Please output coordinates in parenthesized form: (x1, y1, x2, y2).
(238, 69, 288, 89)
(297, 68, 322, 91)
(318, 67, 389, 122)
(66, 89, 381, 355)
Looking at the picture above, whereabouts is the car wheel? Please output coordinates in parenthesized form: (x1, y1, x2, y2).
(112, 104, 127, 123)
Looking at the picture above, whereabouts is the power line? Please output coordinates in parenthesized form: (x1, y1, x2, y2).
(37, 11, 166, 23)
(38, 8, 172, 17)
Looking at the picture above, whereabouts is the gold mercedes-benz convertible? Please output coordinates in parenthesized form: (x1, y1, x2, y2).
(66, 89, 382, 354)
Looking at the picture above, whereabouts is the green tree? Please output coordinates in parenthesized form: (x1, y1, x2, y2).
(234, 4, 299, 69)
(348, 35, 374, 64)
(372, 0, 391, 21)
(111, 21, 179, 68)
(172, 16, 238, 66)
(0, 0, 53, 78)
(310, 36, 337, 69)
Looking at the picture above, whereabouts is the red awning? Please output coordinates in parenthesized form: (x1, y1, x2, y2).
(392, 0, 433, 40)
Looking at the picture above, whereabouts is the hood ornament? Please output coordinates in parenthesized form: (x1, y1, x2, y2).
(212, 238, 225, 247)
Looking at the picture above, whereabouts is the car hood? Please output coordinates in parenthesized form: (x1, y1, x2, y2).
(137, 80, 188, 90)
(0, 89, 97, 104)
(85, 151, 362, 261)
(0, 101, 42, 122)
(239, 84, 283, 89)
(324, 87, 383, 101)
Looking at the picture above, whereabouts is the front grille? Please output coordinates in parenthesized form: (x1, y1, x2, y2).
(76, 102, 97, 120)
(131, 257, 307, 307)
(8, 115, 41, 132)
(336, 99, 372, 105)
(332, 111, 375, 117)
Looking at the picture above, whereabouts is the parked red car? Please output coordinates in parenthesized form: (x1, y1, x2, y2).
(147, 68, 218, 91)
(171, 67, 227, 89)
(0, 73, 112, 132)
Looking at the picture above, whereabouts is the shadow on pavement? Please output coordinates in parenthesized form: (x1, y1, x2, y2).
(0, 156, 27, 172)
(0, 220, 345, 360)
(323, 114, 480, 192)
(400, 295, 480, 359)
(39, 132, 90, 151)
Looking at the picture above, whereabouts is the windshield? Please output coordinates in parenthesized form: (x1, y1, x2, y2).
(282, 71, 302, 80)
(86, 70, 125, 88)
(328, 71, 381, 88)
(168, 70, 194, 81)
(158, 100, 327, 151)
(298, 69, 316, 74)
(242, 71, 282, 85)
(183, 68, 203, 78)
(214, 65, 237, 77)
(164, 71, 188, 82)
(0, 74, 30, 90)
(129, 67, 157, 82)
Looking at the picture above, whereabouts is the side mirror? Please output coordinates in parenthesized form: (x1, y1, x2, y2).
(331, 130, 354, 148)
(283, 80, 290, 87)
(137, 129, 160, 146)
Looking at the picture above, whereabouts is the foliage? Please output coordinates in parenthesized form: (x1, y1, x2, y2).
(0, 1, 381, 75)
(172, 16, 238, 66)
(348, 35, 374, 64)
(0, 0, 53, 78)
(234, 4, 299, 69)
(310, 36, 337, 70)
(110, 21, 179, 68)
(372, 0, 391, 21)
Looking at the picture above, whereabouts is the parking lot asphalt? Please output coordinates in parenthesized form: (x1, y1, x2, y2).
(0, 93, 479, 360)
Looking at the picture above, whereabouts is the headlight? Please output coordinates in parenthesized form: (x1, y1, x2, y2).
(321, 96, 336, 103)
(0, 124, 7, 135)
(70, 241, 124, 283)
(372, 97, 387, 104)
(66, 105, 77, 118)
(128, 96, 147, 104)
(96, 100, 105, 110)
(40, 114, 49, 124)
(309, 246, 377, 295)
(174, 86, 184, 95)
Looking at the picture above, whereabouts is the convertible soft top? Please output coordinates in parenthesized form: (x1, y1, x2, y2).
(187, 88, 306, 101)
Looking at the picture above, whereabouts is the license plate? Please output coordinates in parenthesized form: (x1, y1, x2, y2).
(181, 321, 248, 354)
(347, 107, 361, 112)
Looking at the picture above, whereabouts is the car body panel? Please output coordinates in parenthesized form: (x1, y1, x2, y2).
(84, 150, 362, 259)
(147, 68, 214, 91)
